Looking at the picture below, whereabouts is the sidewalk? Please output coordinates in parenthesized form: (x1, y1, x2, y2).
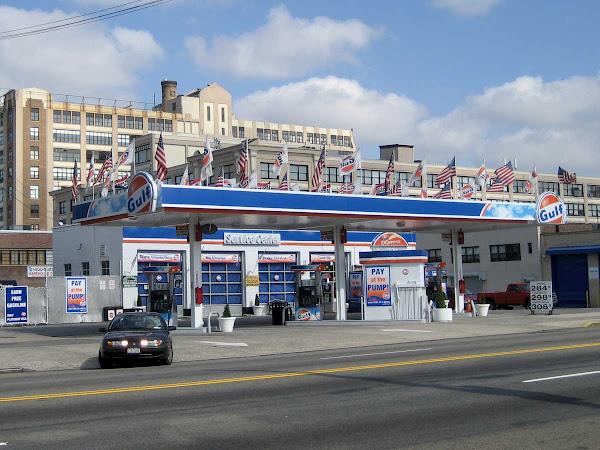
(2, 308, 600, 372)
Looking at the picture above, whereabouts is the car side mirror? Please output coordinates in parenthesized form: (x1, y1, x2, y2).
(168, 326, 176, 331)
(99, 327, 107, 332)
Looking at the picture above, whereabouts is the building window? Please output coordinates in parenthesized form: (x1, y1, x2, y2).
(566, 203, 585, 216)
(86, 113, 94, 125)
(8, 167, 12, 178)
(590, 204, 600, 217)
(53, 129, 81, 143)
(118, 134, 132, 147)
(320, 134, 327, 145)
(30, 204, 39, 218)
(82, 262, 90, 276)
(528, 242, 533, 254)
(30, 185, 39, 199)
(307, 133, 313, 144)
(588, 185, 600, 198)
(221, 127, 225, 135)
(539, 181, 559, 194)
(135, 117, 143, 130)
(326, 167, 342, 184)
(462, 246, 480, 263)
(64, 264, 72, 276)
(135, 143, 151, 164)
(290, 164, 308, 181)
(71, 111, 80, 124)
(0, 170, 3, 182)
(260, 162, 278, 180)
(165, 120, 172, 132)
(103, 115, 112, 127)
(239, 127, 245, 138)
(490, 244, 521, 262)
(148, 118, 155, 131)
(314, 134, 320, 145)
(427, 249, 442, 263)
(126, 116, 134, 129)
(8, 186, 12, 199)
(117, 115, 125, 128)
(206, 106, 211, 122)
(30, 166, 39, 179)
(0, 131, 3, 145)
(297, 132, 303, 143)
(59, 201, 67, 214)
(54, 149, 79, 161)
(221, 107, 225, 122)
(282, 130, 289, 142)
(331, 135, 337, 146)
(271, 129, 277, 141)
(257, 128, 264, 140)
(513, 180, 529, 193)
(86, 131, 112, 145)
(94, 114, 103, 127)
(101, 260, 110, 276)
(565, 184, 584, 197)
(457, 176, 476, 189)
(30, 127, 39, 140)
(8, 128, 12, 142)
(30, 108, 39, 121)
(343, 136, 351, 147)
(361, 169, 386, 185)
(232, 126, 237, 138)
(54, 167, 79, 180)
(29, 146, 39, 160)
(8, 110, 12, 122)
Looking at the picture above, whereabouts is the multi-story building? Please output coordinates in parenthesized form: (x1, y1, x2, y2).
(0, 230, 53, 287)
(0, 80, 354, 230)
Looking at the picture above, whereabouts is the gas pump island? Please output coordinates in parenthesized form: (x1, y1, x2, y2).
(291, 265, 325, 321)
(143, 265, 181, 326)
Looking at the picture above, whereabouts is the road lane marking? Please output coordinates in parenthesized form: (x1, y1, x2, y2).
(380, 329, 433, 333)
(2, 341, 600, 403)
(320, 348, 432, 360)
(523, 370, 600, 383)
(196, 341, 248, 347)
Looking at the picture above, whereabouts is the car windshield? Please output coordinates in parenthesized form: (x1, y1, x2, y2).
(109, 315, 165, 331)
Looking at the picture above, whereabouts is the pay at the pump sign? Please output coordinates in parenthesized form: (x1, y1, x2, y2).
(366, 266, 391, 306)
(66, 277, 87, 314)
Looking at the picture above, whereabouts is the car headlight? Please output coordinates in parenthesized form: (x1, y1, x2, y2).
(106, 340, 128, 347)
(140, 339, 163, 347)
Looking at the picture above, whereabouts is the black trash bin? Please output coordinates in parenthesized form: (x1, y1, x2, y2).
(271, 300, 287, 325)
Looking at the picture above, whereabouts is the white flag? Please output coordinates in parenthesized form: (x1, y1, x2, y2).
(201, 136, 214, 181)
(401, 181, 409, 197)
(525, 165, 538, 194)
(272, 143, 289, 177)
(86, 153, 95, 188)
(248, 169, 258, 189)
(420, 160, 428, 198)
(290, 183, 300, 192)
(339, 149, 361, 175)
(180, 166, 189, 186)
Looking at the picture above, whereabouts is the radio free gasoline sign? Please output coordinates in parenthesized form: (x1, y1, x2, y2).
(5, 286, 28, 324)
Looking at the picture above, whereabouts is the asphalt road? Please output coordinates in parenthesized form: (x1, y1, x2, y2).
(3, 328, 600, 449)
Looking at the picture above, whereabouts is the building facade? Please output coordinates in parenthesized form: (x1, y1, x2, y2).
(0, 80, 354, 230)
(0, 230, 53, 287)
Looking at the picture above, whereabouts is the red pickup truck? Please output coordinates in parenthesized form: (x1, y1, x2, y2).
(478, 283, 531, 309)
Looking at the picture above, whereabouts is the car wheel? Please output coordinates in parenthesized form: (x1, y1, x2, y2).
(488, 300, 496, 310)
(98, 352, 112, 369)
(161, 348, 173, 366)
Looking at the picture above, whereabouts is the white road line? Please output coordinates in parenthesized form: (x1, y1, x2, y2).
(196, 341, 248, 347)
(380, 329, 433, 333)
(320, 348, 433, 360)
(523, 370, 600, 383)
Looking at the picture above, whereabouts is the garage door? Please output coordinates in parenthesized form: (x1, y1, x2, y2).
(202, 253, 243, 305)
(258, 253, 296, 304)
(551, 254, 588, 307)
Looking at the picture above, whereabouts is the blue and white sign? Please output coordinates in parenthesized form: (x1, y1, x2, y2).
(66, 277, 87, 314)
(5, 286, 28, 324)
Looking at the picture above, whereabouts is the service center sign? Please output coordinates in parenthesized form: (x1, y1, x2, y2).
(5, 286, 28, 324)
(66, 277, 87, 314)
(366, 265, 391, 306)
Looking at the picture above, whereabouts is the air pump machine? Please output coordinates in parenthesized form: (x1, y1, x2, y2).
(291, 264, 324, 321)
(143, 266, 180, 326)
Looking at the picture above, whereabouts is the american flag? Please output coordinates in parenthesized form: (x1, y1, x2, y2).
(311, 145, 326, 191)
(432, 182, 452, 199)
(279, 172, 289, 191)
(154, 133, 168, 182)
(216, 167, 226, 187)
(384, 152, 394, 194)
(338, 183, 347, 194)
(72, 159, 79, 201)
(487, 177, 506, 193)
(114, 174, 129, 189)
(237, 139, 249, 179)
(94, 153, 113, 184)
(435, 157, 456, 185)
(558, 166, 576, 184)
(390, 178, 403, 197)
(257, 182, 271, 190)
(494, 161, 515, 186)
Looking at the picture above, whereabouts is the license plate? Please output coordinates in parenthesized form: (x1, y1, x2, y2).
(127, 348, 141, 354)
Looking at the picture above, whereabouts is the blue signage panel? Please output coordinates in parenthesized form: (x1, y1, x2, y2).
(366, 266, 391, 307)
(5, 286, 28, 324)
(66, 277, 88, 314)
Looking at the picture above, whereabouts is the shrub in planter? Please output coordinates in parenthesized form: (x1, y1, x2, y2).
(223, 304, 232, 318)
(254, 294, 260, 307)
(435, 289, 447, 308)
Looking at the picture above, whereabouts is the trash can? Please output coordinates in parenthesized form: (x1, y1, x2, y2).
(271, 300, 287, 325)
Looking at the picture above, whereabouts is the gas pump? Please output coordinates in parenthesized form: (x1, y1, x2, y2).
(144, 266, 180, 327)
(291, 264, 324, 321)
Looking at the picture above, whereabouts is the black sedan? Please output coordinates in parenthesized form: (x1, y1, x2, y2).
(98, 312, 175, 368)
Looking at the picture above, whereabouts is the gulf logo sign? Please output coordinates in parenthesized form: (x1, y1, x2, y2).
(536, 192, 567, 224)
(372, 232, 408, 247)
(127, 172, 157, 216)
(296, 308, 313, 321)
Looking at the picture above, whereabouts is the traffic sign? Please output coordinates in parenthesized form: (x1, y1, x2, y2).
(530, 281, 553, 314)
(122, 276, 137, 288)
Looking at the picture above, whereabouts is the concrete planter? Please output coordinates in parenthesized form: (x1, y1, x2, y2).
(253, 305, 267, 316)
(477, 304, 490, 317)
(432, 308, 453, 322)
(218, 317, 236, 332)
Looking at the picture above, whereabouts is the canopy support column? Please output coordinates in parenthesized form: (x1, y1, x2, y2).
(334, 225, 347, 321)
(189, 221, 204, 328)
(451, 228, 463, 314)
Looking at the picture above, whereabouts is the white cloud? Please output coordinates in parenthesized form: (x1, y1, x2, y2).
(235, 74, 600, 175)
(0, 6, 164, 97)
(185, 5, 379, 79)
(430, 0, 503, 16)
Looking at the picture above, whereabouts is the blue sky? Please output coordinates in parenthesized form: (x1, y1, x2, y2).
(1, 0, 599, 174)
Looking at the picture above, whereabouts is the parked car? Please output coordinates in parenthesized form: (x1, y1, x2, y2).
(477, 283, 531, 310)
(98, 312, 175, 368)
